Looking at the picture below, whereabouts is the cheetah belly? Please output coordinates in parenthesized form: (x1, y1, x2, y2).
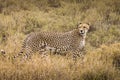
(45, 46, 56, 53)
(38, 41, 58, 53)
(39, 42, 69, 54)
(38, 36, 71, 54)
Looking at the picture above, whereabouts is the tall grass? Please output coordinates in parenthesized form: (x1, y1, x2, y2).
(0, 43, 120, 80)
(0, 0, 120, 80)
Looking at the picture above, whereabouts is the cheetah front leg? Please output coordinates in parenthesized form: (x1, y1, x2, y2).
(22, 46, 35, 60)
(72, 49, 86, 63)
(72, 51, 79, 63)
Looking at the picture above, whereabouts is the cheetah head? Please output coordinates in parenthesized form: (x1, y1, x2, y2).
(77, 23, 90, 36)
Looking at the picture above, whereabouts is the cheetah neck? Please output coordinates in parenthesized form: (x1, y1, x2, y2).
(80, 37, 85, 49)
(80, 33, 86, 49)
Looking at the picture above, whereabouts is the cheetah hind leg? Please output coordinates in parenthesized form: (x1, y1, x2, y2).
(38, 49, 49, 58)
(22, 48, 35, 60)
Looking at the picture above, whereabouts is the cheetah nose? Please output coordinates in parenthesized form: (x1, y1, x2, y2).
(80, 30, 84, 33)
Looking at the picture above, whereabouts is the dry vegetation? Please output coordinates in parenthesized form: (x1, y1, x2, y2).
(0, 0, 120, 80)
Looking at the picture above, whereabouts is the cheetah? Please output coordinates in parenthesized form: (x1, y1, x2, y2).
(14, 23, 90, 59)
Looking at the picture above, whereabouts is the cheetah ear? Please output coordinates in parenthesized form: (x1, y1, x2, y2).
(78, 22, 82, 25)
(76, 22, 82, 28)
(86, 22, 90, 26)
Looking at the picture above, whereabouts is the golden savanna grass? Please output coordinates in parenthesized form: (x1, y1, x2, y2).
(0, 0, 120, 80)
(0, 43, 120, 80)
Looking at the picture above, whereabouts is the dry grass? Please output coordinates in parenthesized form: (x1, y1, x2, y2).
(0, 43, 120, 80)
(0, 0, 120, 80)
